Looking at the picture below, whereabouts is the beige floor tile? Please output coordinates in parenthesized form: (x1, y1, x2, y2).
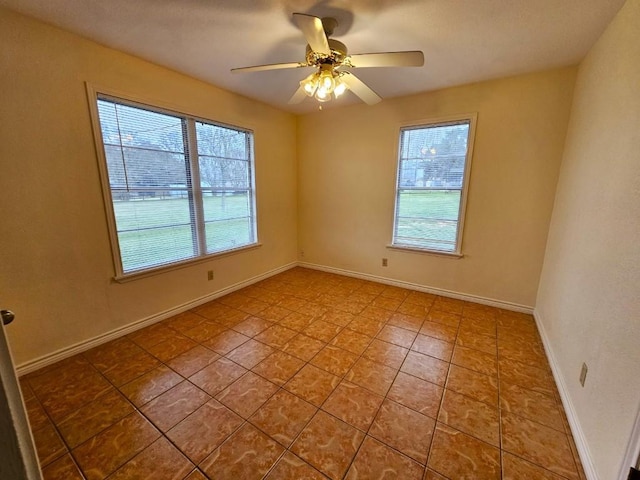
(250, 389, 317, 447)
(401, 351, 449, 386)
(27, 268, 587, 480)
(215, 372, 279, 418)
(377, 324, 417, 348)
(166, 345, 219, 377)
(225, 338, 275, 369)
(165, 399, 242, 464)
(345, 357, 397, 396)
(140, 380, 210, 432)
(438, 389, 500, 447)
(362, 339, 409, 369)
(284, 364, 340, 406)
(419, 321, 458, 343)
(281, 333, 326, 361)
(322, 381, 384, 431)
(108, 437, 194, 479)
(310, 345, 359, 376)
(501, 412, 579, 479)
(264, 451, 329, 480)
(188, 357, 247, 396)
(291, 411, 365, 480)
(251, 350, 305, 386)
(199, 423, 284, 480)
(387, 371, 443, 419)
(41, 454, 84, 480)
(143, 334, 198, 362)
(57, 390, 134, 448)
(33, 421, 67, 467)
(369, 399, 435, 464)
(330, 329, 372, 355)
(72, 412, 160, 480)
(345, 436, 424, 479)
(203, 329, 250, 354)
(428, 423, 500, 480)
(451, 345, 497, 376)
(502, 451, 570, 480)
(500, 381, 565, 431)
(446, 365, 498, 406)
(411, 334, 454, 362)
(119, 364, 183, 407)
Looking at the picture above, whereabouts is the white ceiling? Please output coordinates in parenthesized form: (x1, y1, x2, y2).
(1, 0, 625, 114)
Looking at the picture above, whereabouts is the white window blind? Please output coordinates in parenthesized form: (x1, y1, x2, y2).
(393, 118, 475, 254)
(94, 95, 257, 276)
(196, 122, 256, 254)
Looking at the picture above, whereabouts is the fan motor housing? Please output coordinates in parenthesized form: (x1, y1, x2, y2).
(306, 39, 348, 66)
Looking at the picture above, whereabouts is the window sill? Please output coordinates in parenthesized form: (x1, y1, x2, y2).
(113, 243, 262, 283)
(386, 244, 464, 259)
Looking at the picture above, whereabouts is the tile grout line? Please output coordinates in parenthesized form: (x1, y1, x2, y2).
(26, 269, 581, 480)
(496, 318, 504, 480)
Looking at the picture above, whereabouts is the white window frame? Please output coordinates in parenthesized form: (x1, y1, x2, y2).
(390, 113, 477, 257)
(86, 85, 259, 281)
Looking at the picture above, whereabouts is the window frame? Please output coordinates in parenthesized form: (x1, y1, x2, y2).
(86, 84, 259, 281)
(390, 113, 477, 257)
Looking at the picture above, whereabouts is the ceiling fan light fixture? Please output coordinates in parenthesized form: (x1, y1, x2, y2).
(314, 85, 331, 102)
(235, 13, 418, 107)
(333, 78, 347, 98)
(300, 73, 319, 96)
(319, 68, 335, 92)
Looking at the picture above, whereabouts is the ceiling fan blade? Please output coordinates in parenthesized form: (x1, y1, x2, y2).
(293, 13, 330, 55)
(348, 51, 424, 68)
(231, 61, 307, 73)
(340, 72, 381, 105)
(288, 85, 308, 104)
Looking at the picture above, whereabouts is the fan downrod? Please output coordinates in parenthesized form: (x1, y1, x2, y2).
(321, 17, 338, 37)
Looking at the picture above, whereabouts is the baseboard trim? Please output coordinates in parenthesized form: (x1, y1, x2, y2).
(619, 406, 640, 480)
(533, 309, 598, 480)
(298, 261, 534, 314)
(17, 260, 532, 375)
(16, 262, 297, 376)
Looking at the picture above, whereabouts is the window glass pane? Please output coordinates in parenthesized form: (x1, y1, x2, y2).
(195, 121, 249, 161)
(114, 195, 196, 272)
(98, 100, 188, 190)
(203, 191, 254, 253)
(199, 157, 249, 189)
(196, 120, 255, 254)
(394, 121, 471, 253)
(97, 98, 196, 273)
(202, 191, 251, 223)
(94, 95, 257, 276)
(395, 190, 460, 251)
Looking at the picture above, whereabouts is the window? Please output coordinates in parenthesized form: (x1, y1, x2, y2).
(92, 94, 257, 277)
(392, 115, 476, 255)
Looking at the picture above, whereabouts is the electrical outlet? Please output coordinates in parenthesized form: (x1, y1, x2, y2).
(382, 258, 388, 267)
(300, 250, 305, 258)
(579, 362, 588, 386)
(207, 270, 214, 281)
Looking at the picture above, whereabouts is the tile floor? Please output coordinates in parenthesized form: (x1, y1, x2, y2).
(20, 267, 587, 479)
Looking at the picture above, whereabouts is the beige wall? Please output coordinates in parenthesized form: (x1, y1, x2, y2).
(0, 8, 298, 365)
(536, 0, 640, 478)
(297, 68, 576, 307)
(3, 7, 637, 476)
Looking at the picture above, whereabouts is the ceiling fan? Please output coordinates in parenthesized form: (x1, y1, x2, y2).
(231, 13, 424, 106)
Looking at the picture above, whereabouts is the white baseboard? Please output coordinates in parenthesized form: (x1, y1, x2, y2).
(533, 309, 598, 480)
(17, 260, 533, 376)
(298, 261, 534, 314)
(618, 406, 640, 480)
(16, 262, 297, 376)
